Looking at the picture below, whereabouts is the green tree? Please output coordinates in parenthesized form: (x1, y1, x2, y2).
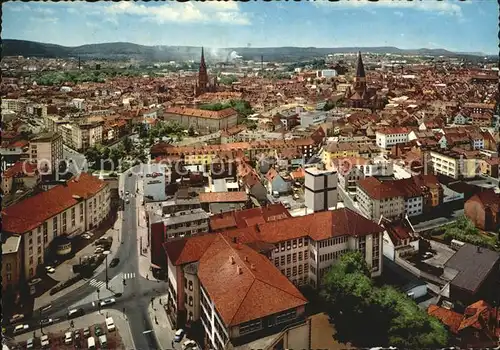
(320, 251, 448, 349)
(122, 136, 132, 153)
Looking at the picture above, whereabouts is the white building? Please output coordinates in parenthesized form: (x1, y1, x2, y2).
(143, 164, 170, 201)
(2, 173, 110, 280)
(304, 165, 338, 212)
(29, 132, 64, 176)
(299, 111, 327, 128)
(71, 98, 86, 110)
(357, 177, 405, 221)
(375, 127, 409, 149)
(317, 69, 337, 78)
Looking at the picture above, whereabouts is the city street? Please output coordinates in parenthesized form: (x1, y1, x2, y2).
(11, 166, 170, 350)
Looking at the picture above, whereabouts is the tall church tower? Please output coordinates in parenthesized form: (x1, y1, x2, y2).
(353, 51, 367, 95)
(198, 47, 209, 91)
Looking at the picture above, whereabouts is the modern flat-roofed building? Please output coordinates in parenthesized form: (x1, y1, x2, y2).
(29, 132, 63, 176)
(304, 165, 338, 212)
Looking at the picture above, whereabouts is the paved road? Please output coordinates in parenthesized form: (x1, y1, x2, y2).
(9, 166, 167, 350)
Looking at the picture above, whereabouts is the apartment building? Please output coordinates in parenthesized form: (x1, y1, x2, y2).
(2, 173, 110, 280)
(2, 235, 22, 293)
(333, 157, 394, 195)
(164, 233, 308, 349)
(357, 177, 405, 221)
(429, 150, 479, 179)
(60, 122, 103, 151)
(164, 107, 238, 133)
(29, 132, 63, 175)
(164, 208, 383, 348)
(304, 165, 338, 212)
(375, 127, 409, 149)
(1, 98, 27, 113)
(150, 208, 210, 241)
(321, 142, 380, 167)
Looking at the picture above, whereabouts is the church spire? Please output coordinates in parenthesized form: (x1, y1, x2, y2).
(200, 47, 206, 70)
(355, 51, 366, 78)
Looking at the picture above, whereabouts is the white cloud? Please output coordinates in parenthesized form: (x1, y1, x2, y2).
(315, 0, 464, 17)
(394, 11, 404, 17)
(103, 2, 250, 25)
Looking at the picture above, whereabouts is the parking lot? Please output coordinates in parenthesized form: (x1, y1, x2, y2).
(423, 240, 456, 268)
(269, 184, 305, 210)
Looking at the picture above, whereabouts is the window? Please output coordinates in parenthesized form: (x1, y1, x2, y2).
(62, 212, 67, 233)
(37, 246, 42, 254)
(184, 277, 187, 286)
(287, 241, 291, 250)
(7, 273, 12, 281)
(71, 207, 76, 226)
(286, 268, 291, 277)
(189, 296, 193, 306)
(80, 203, 84, 223)
(298, 265, 303, 275)
(304, 239, 308, 246)
(6, 263, 12, 271)
(274, 257, 279, 266)
(298, 252, 303, 261)
(304, 251, 308, 260)
(280, 256, 285, 265)
(188, 280, 193, 291)
(293, 253, 297, 263)
(292, 239, 297, 249)
(29, 247, 33, 256)
(280, 243, 285, 252)
(298, 238, 303, 247)
(293, 266, 297, 276)
(52, 217, 58, 236)
(287, 254, 291, 264)
(29, 256, 34, 265)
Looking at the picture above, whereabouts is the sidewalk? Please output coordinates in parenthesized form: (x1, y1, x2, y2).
(34, 211, 124, 311)
(13, 309, 135, 349)
(136, 177, 152, 280)
(148, 294, 176, 350)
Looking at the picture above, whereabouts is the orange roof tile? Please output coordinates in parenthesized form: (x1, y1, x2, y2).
(197, 234, 307, 326)
(2, 173, 107, 234)
(4, 161, 38, 178)
(198, 192, 248, 203)
(428, 305, 463, 334)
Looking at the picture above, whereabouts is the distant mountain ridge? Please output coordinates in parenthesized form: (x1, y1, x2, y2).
(2, 39, 490, 63)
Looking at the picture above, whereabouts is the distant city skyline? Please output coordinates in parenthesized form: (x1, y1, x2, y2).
(3, 1, 497, 55)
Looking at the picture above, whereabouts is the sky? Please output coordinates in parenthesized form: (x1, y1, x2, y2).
(3, 0, 497, 55)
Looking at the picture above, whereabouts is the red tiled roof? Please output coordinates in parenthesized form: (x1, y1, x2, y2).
(358, 177, 403, 200)
(376, 127, 409, 135)
(165, 107, 237, 120)
(428, 305, 463, 334)
(163, 233, 216, 266)
(209, 203, 291, 231)
(2, 173, 107, 234)
(256, 208, 384, 243)
(4, 161, 38, 178)
(197, 234, 307, 326)
(469, 189, 500, 213)
(198, 192, 248, 203)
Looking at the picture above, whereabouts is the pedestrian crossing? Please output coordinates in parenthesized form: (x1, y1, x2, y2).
(89, 279, 106, 289)
(122, 272, 136, 280)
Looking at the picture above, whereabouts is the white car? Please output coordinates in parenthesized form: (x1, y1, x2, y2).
(45, 266, 56, 274)
(100, 298, 116, 307)
(64, 332, 73, 345)
(82, 233, 92, 240)
(9, 314, 24, 324)
(13, 324, 29, 334)
(182, 340, 197, 349)
(174, 329, 185, 342)
(94, 247, 104, 254)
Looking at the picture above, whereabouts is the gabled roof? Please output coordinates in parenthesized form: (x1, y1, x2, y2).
(468, 189, 500, 213)
(2, 173, 107, 234)
(357, 177, 403, 200)
(198, 192, 248, 203)
(197, 234, 307, 326)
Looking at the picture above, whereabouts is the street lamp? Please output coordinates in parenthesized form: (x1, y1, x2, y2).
(103, 251, 110, 289)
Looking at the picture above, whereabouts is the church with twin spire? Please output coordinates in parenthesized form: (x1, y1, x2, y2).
(194, 47, 218, 97)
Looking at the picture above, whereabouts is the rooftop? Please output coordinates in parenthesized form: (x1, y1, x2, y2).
(2, 235, 21, 255)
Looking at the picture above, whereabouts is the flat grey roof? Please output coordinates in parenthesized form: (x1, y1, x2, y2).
(444, 243, 499, 293)
(2, 235, 21, 254)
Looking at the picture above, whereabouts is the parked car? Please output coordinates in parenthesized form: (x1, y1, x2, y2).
(109, 258, 120, 268)
(94, 325, 103, 337)
(128, 173, 133, 177)
(45, 266, 56, 274)
(64, 332, 73, 345)
(105, 317, 115, 332)
(9, 314, 24, 324)
(182, 340, 197, 350)
(40, 318, 53, 326)
(13, 324, 29, 334)
(83, 327, 91, 338)
(67, 308, 85, 319)
(174, 329, 185, 342)
(74, 329, 81, 341)
(94, 247, 104, 254)
(82, 233, 92, 240)
(125, 199, 130, 204)
(41, 335, 50, 348)
(125, 191, 130, 196)
(99, 298, 116, 307)
(26, 337, 34, 349)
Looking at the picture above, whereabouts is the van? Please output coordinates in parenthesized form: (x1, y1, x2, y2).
(41, 335, 50, 349)
(99, 335, 108, 348)
(87, 336, 96, 350)
(105, 317, 115, 332)
(64, 331, 73, 345)
(451, 239, 465, 251)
